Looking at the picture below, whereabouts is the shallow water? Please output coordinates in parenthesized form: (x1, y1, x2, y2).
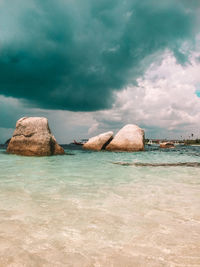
(0, 145, 200, 266)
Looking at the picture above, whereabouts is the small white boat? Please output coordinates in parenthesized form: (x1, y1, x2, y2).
(147, 140, 153, 146)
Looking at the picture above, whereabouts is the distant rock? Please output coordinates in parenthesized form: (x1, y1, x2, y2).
(83, 131, 113, 151)
(160, 142, 175, 148)
(106, 124, 145, 151)
(7, 117, 65, 156)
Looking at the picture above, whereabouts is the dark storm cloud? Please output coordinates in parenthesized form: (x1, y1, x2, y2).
(0, 0, 199, 111)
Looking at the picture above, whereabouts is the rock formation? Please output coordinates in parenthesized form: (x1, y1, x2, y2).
(160, 142, 175, 148)
(83, 131, 113, 151)
(106, 124, 145, 151)
(7, 117, 65, 156)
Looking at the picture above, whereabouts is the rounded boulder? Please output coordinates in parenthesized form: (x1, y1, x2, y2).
(106, 124, 145, 152)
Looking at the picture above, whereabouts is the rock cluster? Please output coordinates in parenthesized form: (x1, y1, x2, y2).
(7, 117, 64, 156)
(83, 124, 145, 152)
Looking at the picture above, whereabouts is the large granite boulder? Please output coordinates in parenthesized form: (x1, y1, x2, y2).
(106, 124, 145, 151)
(83, 131, 113, 151)
(7, 117, 65, 156)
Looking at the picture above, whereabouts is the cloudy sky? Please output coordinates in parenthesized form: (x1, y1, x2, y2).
(0, 0, 200, 143)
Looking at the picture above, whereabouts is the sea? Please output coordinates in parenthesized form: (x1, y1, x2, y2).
(0, 145, 200, 267)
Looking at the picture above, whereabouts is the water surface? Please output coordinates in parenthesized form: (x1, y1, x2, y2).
(0, 145, 200, 266)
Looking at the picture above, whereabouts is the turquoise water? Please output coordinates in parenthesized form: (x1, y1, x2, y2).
(0, 146, 200, 266)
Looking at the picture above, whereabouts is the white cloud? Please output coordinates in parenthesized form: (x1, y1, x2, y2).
(91, 51, 200, 139)
(88, 123, 99, 135)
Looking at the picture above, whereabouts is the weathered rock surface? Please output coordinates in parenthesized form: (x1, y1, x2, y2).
(106, 124, 145, 151)
(83, 131, 113, 151)
(7, 117, 65, 156)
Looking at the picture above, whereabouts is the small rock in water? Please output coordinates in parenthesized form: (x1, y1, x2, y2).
(160, 142, 175, 148)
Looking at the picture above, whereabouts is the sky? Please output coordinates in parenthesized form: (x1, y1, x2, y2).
(0, 0, 200, 143)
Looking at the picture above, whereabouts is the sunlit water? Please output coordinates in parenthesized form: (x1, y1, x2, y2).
(0, 145, 200, 267)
